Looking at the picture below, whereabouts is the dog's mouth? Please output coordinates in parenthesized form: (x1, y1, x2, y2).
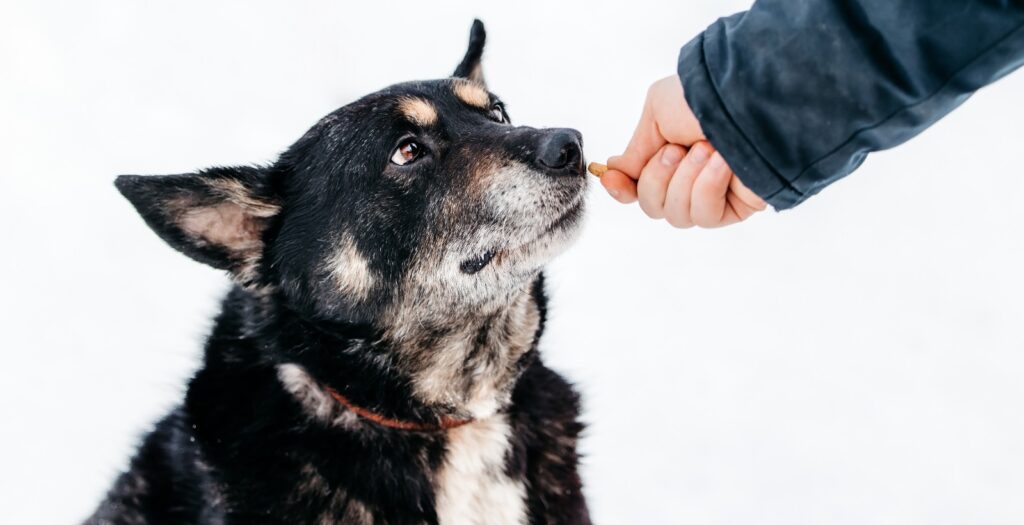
(460, 249, 498, 274)
(459, 197, 585, 275)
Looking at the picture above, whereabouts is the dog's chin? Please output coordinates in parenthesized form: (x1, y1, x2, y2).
(508, 198, 585, 263)
(460, 197, 585, 276)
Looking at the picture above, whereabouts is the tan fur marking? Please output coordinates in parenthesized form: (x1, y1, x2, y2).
(330, 237, 375, 301)
(277, 363, 360, 427)
(177, 179, 278, 254)
(335, 498, 374, 525)
(398, 97, 438, 126)
(453, 81, 490, 109)
(180, 203, 261, 253)
(173, 178, 281, 288)
(207, 178, 280, 218)
(466, 63, 485, 85)
(395, 287, 540, 419)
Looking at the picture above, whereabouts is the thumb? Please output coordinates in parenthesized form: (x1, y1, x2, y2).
(607, 100, 666, 180)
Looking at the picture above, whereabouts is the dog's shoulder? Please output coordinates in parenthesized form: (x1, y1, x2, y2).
(512, 276, 584, 427)
(511, 356, 583, 428)
(84, 408, 222, 524)
(507, 357, 591, 524)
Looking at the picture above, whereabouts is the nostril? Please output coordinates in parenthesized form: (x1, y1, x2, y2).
(538, 130, 583, 171)
(562, 142, 581, 163)
(557, 145, 570, 165)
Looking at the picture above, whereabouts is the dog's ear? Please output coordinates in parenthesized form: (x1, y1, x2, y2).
(115, 167, 280, 284)
(453, 19, 486, 86)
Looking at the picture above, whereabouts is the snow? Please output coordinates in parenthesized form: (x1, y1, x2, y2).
(3, 1, 1023, 523)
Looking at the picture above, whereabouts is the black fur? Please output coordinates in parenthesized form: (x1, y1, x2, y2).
(87, 21, 589, 525)
(454, 20, 487, 84)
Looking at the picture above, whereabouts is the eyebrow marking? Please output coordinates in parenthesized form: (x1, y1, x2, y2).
(398, 97, 438, 126)
(453, 80, 490, 109)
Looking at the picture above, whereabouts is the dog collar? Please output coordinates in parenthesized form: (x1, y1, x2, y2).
(322, 385, 472, 432)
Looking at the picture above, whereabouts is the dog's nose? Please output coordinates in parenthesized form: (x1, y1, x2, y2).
(536, 129, 583, 174)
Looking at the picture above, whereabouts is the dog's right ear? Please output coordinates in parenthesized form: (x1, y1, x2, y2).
(115, 167, 280, 283)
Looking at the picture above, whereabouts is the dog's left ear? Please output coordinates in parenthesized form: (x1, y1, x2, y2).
(114, 167, 280, 285)
(453, 19, 486, 86)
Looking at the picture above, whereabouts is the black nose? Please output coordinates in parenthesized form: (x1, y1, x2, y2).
(536, 128, 583, 173)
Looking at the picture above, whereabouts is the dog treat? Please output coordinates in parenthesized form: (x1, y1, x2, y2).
(587, 162, 608, 178)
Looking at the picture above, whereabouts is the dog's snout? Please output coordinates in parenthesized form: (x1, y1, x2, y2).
(536, 129, 583, 174)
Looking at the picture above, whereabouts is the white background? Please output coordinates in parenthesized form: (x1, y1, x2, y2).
(3, 1, 1024, 523)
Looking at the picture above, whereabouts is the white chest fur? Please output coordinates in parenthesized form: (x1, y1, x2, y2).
(435, 415, 527, 525)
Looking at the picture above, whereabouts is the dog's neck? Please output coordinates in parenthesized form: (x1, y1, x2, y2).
(382, 285, 542, 419)
(265, 277, 544, 430)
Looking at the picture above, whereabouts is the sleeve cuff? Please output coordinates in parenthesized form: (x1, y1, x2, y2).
(678, 28, 806, 210)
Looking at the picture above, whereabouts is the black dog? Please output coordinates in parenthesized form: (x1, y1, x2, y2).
(86, 20, 591, 525)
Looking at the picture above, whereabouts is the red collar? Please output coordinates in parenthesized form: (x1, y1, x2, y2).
(322, 385, 473, 432)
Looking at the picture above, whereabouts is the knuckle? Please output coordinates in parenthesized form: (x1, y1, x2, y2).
(686, 145, 710, 164)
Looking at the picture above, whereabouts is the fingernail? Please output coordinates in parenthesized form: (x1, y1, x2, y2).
(660, 145, 684, 166)
(608, 189, 621, 199)
(689, 144, 710, 163)
(708, 151, 726, 170)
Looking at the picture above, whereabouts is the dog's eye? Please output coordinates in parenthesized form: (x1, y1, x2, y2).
(390, 140, 423, 166)
(490, 103, 506, 123)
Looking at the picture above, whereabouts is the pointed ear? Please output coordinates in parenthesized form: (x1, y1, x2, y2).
(453, 19, 486, 86)
(114, 166, 280, 285)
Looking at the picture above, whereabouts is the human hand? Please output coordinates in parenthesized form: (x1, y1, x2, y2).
(600, 75, 767, 228)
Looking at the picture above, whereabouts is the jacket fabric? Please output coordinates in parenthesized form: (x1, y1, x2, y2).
(679, 0, 1024, 209)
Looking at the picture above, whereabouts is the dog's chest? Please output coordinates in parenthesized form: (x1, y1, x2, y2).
(434, 415, 527, 525)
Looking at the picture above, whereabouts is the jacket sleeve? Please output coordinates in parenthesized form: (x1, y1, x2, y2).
(679, 0, 1024, 210)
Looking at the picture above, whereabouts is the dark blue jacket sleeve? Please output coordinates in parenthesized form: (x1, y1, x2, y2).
(679, 0, 1024, 210)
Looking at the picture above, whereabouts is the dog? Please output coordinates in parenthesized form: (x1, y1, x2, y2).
(86, 20, 591, 525)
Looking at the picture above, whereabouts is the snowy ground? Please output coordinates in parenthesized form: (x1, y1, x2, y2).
(3, 1, 1024, 523)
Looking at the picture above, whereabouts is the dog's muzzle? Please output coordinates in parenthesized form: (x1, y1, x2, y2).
(535, 128, 584, 176)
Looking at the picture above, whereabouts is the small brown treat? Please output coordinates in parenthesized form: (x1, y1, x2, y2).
(587, 162, 608, 177)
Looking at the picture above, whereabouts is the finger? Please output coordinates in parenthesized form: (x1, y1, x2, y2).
(724, 190, 755, 223)
(600, 169, 638, 203)
(663, 141, 713, 228)
(698, 178, 765, 228)
(690, 151, 733, 228)
(606, 95, 666, 180)
(728, 173, 768, 211)
(637, 144, 685, 219)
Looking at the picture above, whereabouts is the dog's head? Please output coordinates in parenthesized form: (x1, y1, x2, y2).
(117, 21, 585, 346)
